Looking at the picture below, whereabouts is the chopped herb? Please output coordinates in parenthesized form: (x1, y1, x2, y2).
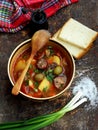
(34, 69, 43, 73)
(46, 46, 54, 56)
(46, 74, 54, 83)
(29, 64, 33, 69)
(43, 86, 49, 92)
(44, 69, 53, 75)
(44, 69, 55, 83)
(34, 69, 40, 73)
(34, 81, 39, 87)
(50, 49, 54, 56)
(22, 55, 29, 60)
(25, 71, 30, 79)
(24, 80, 29, 86)
(48, 69, 53, 73)
(26, 71, 29, 76)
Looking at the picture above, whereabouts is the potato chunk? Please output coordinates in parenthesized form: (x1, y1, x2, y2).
(48, 55, 60, 65)
(39, 77, 51, 92)
(15, 60, 26, 72)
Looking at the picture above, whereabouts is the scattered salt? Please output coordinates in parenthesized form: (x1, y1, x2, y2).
(72, 77, 98, 109)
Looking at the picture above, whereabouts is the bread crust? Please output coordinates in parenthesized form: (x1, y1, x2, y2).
(75, 43, 93, 59)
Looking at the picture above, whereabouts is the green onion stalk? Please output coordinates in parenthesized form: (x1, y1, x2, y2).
(0, 91, 87, 130)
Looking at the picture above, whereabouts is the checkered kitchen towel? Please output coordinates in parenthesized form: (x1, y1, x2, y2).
(0, 0, 78, 33)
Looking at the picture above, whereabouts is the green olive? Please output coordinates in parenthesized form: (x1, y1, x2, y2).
(34, 73, 44, 82)
(53, 66, 63, 75)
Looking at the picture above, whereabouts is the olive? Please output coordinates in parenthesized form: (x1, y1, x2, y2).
(34, 73, 44, 82)
(53, 65, 63, 75)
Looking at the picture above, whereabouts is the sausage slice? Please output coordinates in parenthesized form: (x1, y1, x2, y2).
(37, 58, 47, 69)
(54, 76, 67, 89)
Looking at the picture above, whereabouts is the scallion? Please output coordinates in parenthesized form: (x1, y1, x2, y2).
(0, 91, 87, 130)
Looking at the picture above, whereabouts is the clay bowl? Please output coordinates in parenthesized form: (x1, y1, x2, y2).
(7, 39, 75, 101)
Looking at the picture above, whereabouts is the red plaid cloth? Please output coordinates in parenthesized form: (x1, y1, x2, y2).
(0, 0, 78, 33)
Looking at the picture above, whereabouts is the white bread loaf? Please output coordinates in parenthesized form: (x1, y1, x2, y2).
(58, 18, 98, 49)
(51, 29, 93, 59)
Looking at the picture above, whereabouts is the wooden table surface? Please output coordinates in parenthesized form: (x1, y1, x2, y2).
(0, 0, 98, 130)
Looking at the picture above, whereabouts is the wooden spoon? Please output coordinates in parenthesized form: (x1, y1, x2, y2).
(12, 30, 51, 95)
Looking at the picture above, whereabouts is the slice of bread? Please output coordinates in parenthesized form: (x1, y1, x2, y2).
(58, 18, 98, 49)
(51, 29, 93, 59)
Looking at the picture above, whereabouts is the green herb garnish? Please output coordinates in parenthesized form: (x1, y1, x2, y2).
(24, 80, 29, 86)
(47, 46, 54, 56)
(34, 81, 39, 87)
(43, 86, 49, 92)
(29, 64, 33, 69)
(45, 69, 55, 83)
(34, 69, 42, 73)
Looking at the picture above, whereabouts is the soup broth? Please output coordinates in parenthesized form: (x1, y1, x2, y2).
(12, 41, 73, 98)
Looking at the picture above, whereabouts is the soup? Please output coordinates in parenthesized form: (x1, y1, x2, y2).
(12, 41, 73, 98)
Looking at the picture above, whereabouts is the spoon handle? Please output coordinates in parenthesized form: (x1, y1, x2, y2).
(12, 55, 33, 95)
